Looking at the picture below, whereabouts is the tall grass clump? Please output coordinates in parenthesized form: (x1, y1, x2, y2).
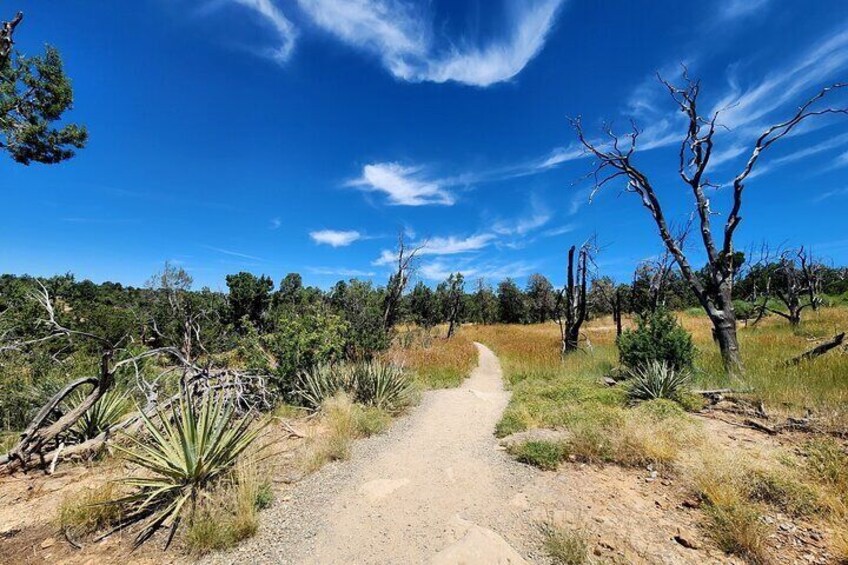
(300, 393, 391, 472)
(539, 520, 590, 565)
(184, 456, 272, 554)
(111, 391, 265, 547)
(58, 482, 124, 537)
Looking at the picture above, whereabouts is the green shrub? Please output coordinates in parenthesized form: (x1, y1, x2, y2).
(261, 310, 348, 396)
(617, 308, 695, 371)
(626, 361, 690, 403)
(732, 300, 756, 321)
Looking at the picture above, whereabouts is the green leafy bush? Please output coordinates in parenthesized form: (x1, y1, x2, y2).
(617, 308, 695, 371)
(626, 361, 690, 403)
(732, 300, 756, 321)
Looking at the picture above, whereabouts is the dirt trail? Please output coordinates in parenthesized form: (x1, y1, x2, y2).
(208, 343, 536, 564)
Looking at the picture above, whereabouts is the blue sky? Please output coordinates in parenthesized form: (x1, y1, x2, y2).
(2, 0, 848, 291)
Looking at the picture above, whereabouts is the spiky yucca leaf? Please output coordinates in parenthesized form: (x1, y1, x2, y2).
(111, 392, 264, 547)
(351, 362, 413, 412)
(293, 364, 351, 410)
(67, 388, 132, 442)
(627, 360, 690, 403)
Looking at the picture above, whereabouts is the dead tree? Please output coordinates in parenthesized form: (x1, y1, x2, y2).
(556, 241, 594, 354)
(752, 247, 821, 327)
(571, 76, 848, 373)
(0, 11, 23, 62)
(383, 231, 423, 333)
(612, 286, 624, 337)
(444, 273, 465, 339)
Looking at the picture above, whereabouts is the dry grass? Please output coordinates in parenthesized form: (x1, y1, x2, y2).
(300, 393, 392, 473)
(539, 519, 591, 565)
(465, 308, 848, 561)
(387, 326, 477, 389)
(184, 456, 272, 554)
(58, 482, 124, 537)
(679, 308, 848, 429)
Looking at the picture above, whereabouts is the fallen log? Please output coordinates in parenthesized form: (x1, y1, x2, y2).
(787, 332, 845, 365)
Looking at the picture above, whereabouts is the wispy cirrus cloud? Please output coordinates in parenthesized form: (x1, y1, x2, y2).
(229, 0, 298, 63)
(211, 0, 565, 87)
(202, 245, 266, 262)
(347, 162, 455, 206)
(308, 266, 376, 277)
(372, 233, 496, 265)
(418, 258, 537, 281)
(813, 186, 848, 203)
(715, 0, 771, 22)
(492, 198, 552, 236)
(309, 229, 363, 247)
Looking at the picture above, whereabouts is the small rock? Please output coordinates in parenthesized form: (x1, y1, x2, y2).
(603, 377, 617, 387)
(681, 498, 700, 509)
(40, 538, 56, 549)
(674, 529, 700, 550)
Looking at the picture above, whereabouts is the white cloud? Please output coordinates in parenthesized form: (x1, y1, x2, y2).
(419, 0, 565, 87)
(372, 233, 496, 265)
(492, 198, 552, 235)
(296, 0, 565, 86)
(269, 217, 282, 230)
(541, 224, 577, 237)
(716, 0, 770, 21)
(231, 0, 298, 63)
(418, 258, 536, 281)
(419, 260, 475, 281)
(711, 26, 848, 134)
(538, 145, 584, 168)
(308, 266, 376, 277)
(310, 229, 363, 247)
(203, 245, 266, 262)
(347, 162, 455, 206)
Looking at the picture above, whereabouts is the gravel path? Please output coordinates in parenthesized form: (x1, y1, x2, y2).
(205, 343, 538, 564)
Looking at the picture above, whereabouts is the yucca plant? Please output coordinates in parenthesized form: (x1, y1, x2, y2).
(627, 360, 690, 403)
(111, 392, 264, 547)
(351, 361, 414, 412)
(293, 363, 351, 410)
(66, 388, 132, 442)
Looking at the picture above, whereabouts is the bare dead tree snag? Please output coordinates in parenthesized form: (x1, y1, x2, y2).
(612, 286, 624, 337)
(571, 76, 848, 373)
(751, 247, 822, 327)
(556, 241, 594, 354)
(787, 332, 845, 365)
(0, 11, 23, 62)
(383, 231, 423, 333)
(444, 273, 465, 339)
